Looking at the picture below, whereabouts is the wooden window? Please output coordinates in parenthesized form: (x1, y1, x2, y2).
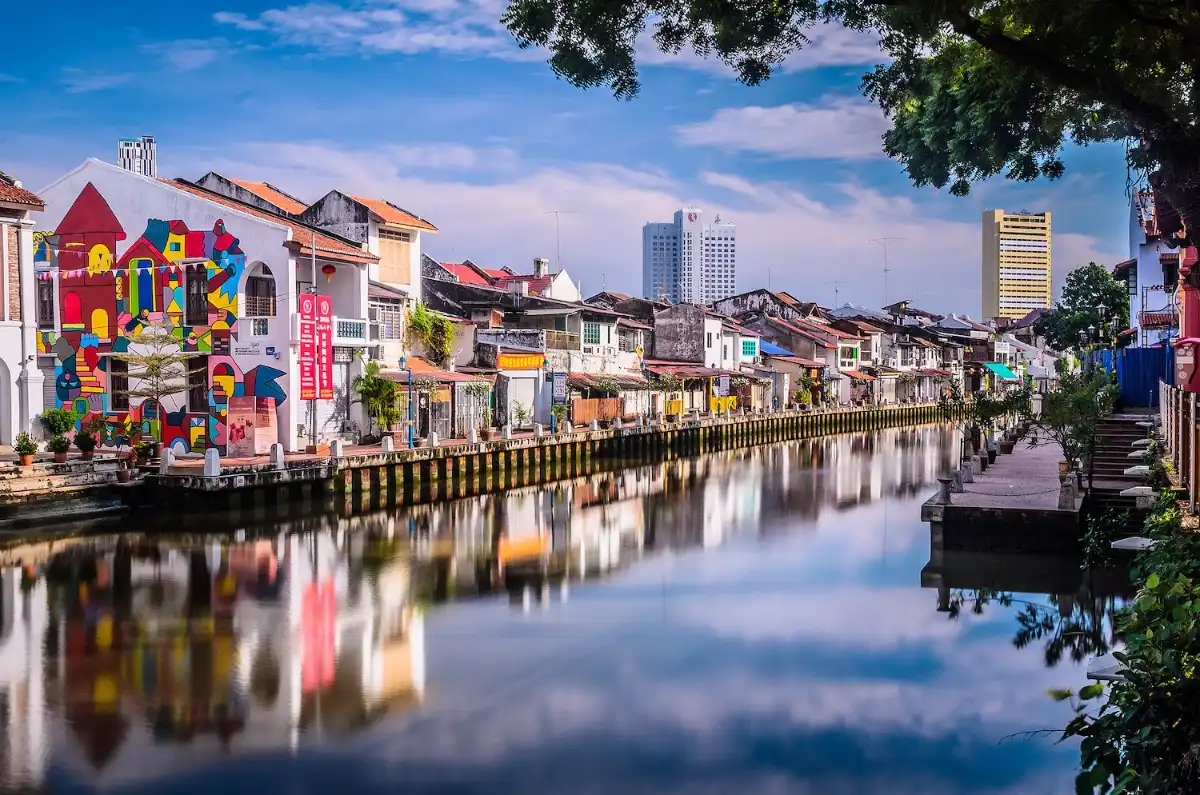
(377, 227, 412, 284)
(110, 358, 129, 411)
(36, 280, 54, 328)
(185, 265, 209, 325)
(245, 265, 276, 317)
(187, 357, 208, 412)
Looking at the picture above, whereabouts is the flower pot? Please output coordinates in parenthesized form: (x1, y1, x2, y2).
(987, 449, 997, 464)
(53, 452, 68, 464)
(116, 468, 133, 483)
(80, 450, 94, 461)
(136, 454, 149, 466)
(18, 454, 33, 467)
(999, 440, 1015, 454)
(482, 428, 500, 442)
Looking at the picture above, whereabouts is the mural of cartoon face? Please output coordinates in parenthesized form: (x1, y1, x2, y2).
(88, 244, 113, 274)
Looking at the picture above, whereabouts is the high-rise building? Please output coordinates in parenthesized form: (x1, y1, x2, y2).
(641, 207, 736, 304)
(117, 135, 157, 178)
(982, 209, 1052, 320)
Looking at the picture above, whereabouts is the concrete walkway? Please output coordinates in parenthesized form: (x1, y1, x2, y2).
(950, 441, 1072, 513)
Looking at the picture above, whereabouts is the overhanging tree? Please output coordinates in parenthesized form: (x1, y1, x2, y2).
(1035, 263, 1130, 352)
(502, 1, 1200, 240)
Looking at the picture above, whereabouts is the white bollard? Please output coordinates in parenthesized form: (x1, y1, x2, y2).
(203, 448, 221, 477)
(950, 469, 964, 493)
(381, 435, 395, 453)
(589, 419, 599, 431)
(534, 423, 544, 438)
(330, 439, 346, 458)
(468, 428, 480, 444)
(612, 417, 622, 429)
(269, 443, 286, 470)
(502, 425, 513, 440)
(158, 448, 176, 474)
(961, 459, 974, 484)
(636, 415, 645, 427)
(1058, 482, 1076, 510)
(428, 431, 440, 448)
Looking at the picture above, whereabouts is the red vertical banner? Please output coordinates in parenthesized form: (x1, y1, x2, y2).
(316, 295, 334, 400)
(298, 293, 317, 401)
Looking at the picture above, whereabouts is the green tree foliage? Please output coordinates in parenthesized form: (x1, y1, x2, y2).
(110, 321, 191, 440)
(1036, 264, 1131, 353)
(1027, 359, 1116, 483)
(352, 361, 402, 434)
(502, 1, 1200, 233)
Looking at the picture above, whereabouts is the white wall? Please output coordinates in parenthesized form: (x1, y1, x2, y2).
(0, 213, 45, 444)
(37, 159, 303, 452)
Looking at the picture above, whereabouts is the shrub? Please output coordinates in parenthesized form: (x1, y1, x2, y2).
(41, 407, 78, 436)
(46, 435, 71, 454)
(14, 432, 38, 456)
(74, 432, 96, 452)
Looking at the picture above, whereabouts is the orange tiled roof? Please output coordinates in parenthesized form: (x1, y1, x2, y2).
(166, 179, 377, 265)
(350, 195, 438, 232)
(0, 174, 44, 208)
(227, 178, 309, 215)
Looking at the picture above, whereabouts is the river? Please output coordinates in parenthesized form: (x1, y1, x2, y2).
(0, 424, 1123, 794)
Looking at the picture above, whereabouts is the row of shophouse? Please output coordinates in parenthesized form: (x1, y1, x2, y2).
(0, 157, 1053, 457)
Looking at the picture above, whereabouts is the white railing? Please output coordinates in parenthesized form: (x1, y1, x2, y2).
(332, 316, 370, 347)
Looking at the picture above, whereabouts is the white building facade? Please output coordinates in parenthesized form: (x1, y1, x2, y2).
(116, 136, 157, 179)
(641, 208, 736, 305)
(0, 176, 45, 445)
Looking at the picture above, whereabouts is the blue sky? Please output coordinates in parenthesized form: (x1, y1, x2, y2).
(1, 0, 1131, 313)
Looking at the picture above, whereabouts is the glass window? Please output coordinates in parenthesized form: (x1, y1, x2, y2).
(37, 280, 54, 328)
(742, 339, 756, 357)
(185, 265, 209, 325)
(245, 266, 276, 317)
(583, 322, 601, 345)
(110, 358, 129, 411)
(187, 357, 208, 412)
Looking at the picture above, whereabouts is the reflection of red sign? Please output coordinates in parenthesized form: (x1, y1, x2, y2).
(299, 294, 317, 401)
(301, 579, 337, 694)
(316, 295, 334, 400)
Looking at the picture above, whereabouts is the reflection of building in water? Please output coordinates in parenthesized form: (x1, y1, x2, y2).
(0, 568, 50, 792)
(0, 533, 426, 792)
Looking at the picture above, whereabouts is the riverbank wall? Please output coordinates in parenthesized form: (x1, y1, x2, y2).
(125, 402, 946, 525)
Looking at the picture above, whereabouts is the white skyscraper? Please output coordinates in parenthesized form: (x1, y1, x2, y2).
(642, 207, 736, 304)
(117, 135, 157, 178)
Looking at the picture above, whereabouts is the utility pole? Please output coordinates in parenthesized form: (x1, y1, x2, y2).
(543, 210, 578, 269)
(869, 237, 906, 306)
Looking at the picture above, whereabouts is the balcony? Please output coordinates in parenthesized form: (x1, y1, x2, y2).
(332, 316, 371, 347)
(546, 330, 580, 351)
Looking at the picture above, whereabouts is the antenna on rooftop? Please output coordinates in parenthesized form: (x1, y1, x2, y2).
(542, 210, 578, 269)
(824, 279, 853, 306)
(869, 237, 906, 305)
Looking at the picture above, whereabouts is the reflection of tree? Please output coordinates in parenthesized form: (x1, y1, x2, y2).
(943, 587, 1119, 668)
(1012, 594, 1117, 668)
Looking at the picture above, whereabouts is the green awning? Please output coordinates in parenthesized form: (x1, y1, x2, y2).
(984, 362, 1019, 381)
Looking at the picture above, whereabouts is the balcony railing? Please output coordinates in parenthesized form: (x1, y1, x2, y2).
(332, 316, 370, 347)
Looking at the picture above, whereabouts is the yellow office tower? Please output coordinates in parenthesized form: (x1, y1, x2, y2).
(981, 209, 1052, 320)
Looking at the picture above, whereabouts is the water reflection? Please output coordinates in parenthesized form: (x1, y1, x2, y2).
(0, 426, 1096, 794)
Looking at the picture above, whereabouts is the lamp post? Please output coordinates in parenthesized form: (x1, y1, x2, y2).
(399, 355, 414, 449)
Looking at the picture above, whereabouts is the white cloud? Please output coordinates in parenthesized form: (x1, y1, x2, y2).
(638, 24, 884, 76)
(214, 0, 537, 61)
(141, 39, 233, 71)
(177, 141, 1125, 312)
(60, 68, 132, 94)
(677, 96, 890, 160)
(0, 73, 22, 84)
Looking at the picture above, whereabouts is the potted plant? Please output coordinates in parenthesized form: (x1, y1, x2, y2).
(14, 432, 37, 466)
(481, 407, 500, 441)
(47, 434, 71, 464)
(116, 458, 134, 483)
(74, 429, 97, 460)
(134, 440, 152, 466)
(40, 406, 78, 438)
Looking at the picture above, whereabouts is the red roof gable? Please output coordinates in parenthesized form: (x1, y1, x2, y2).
(228, 178, 309, 215)
(116, 237, 171, 269)
(442, 262, 490, 286)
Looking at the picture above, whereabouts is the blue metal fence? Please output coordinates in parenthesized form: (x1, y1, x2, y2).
(1091, 346, 1173, 407)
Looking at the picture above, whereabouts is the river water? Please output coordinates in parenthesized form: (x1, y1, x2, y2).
(0, 425, 1122, 795)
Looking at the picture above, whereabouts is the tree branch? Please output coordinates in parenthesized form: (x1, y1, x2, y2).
(947, 11, 1187, 136)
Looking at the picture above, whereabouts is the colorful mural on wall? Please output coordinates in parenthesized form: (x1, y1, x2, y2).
(34, 182, 286, 453)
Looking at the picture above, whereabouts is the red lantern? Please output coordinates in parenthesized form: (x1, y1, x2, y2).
(321, 264, 336, 281)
